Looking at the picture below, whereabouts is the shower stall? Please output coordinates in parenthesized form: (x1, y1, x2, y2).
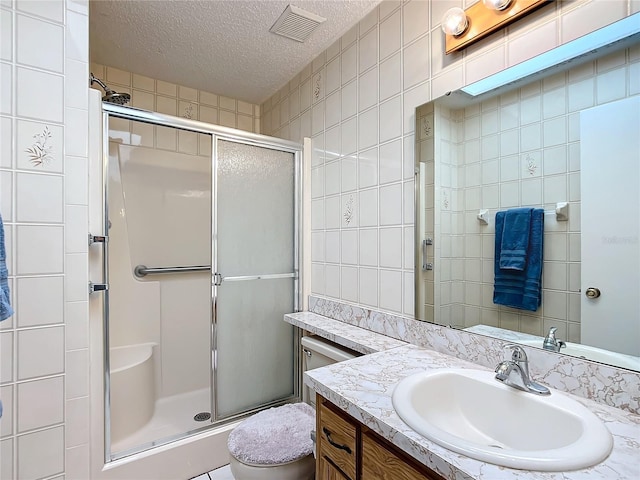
(89, 99, 302, 466)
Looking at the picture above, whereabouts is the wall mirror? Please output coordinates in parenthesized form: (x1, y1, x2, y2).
(414, 14, 640, 372)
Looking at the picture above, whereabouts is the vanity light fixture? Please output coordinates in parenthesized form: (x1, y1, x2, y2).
(483, 0, 514, 11)
(441, 7, 468, 37)
(442, 0, 552, 54)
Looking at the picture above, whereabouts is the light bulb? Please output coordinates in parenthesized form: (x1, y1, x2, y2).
(482, 0, 514, 11)
(441, 7, 468, 37)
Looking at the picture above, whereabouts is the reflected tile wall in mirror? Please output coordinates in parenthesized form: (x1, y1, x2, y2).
(260, 4, 639, 373)
(416, 44, 639, 365)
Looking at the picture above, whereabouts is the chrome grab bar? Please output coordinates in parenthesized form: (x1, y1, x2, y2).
(134, 265, 210, 277)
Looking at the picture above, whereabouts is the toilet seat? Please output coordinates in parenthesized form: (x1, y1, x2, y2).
(227, 403, 316, 480)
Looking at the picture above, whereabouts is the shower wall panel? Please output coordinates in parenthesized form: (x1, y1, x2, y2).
(107, 118, 212, 398)
(107, 139, 161, 350)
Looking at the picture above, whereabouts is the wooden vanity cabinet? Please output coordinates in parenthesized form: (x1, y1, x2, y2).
(317, 395, 357, 479)
(317, 395, 445, 480)
(319, 456, 352, 480)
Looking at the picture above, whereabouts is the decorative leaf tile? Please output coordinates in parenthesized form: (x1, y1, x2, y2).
(313, 72, 323, 102)
(182, 102, 196, 119)
(521, 151, 541, 178)
(420, 115, 434, 140)
(442, 190, 450, 210)
(343, 194, 354, 226)
(17, 121, 63, 172)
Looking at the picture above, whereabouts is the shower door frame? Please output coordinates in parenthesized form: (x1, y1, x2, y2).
(100, 103, 303, 462)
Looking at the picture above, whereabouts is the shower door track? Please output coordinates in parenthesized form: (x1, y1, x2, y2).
(100, 103, 303, 462)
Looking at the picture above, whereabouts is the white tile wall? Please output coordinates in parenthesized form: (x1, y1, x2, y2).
(262, 1, 635, 319)
(17, 376, 64, 433)
(1, 440, 12, 479)
(17, 326, 64, 380)
(17, 425, 64, 479)
(0, 1, 90, 478)
(16, 14, 64, 73)
(16, 67, 64, 122)
(91, 63, 261, 134)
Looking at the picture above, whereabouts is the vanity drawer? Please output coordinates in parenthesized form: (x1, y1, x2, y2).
(318, 398, 357, 480)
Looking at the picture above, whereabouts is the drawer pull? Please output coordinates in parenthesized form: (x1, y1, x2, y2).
(322, 427, 352, 454)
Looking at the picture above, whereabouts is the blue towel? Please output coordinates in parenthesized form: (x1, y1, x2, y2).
(499, 207, 532, 271)
(0, 213, 13, 322)
(493, 209, 544, 312)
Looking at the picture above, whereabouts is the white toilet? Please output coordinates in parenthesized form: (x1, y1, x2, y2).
(227, 335, 359, 480)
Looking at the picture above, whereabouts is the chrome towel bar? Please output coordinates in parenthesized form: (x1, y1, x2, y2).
(223, 273, 296, 282)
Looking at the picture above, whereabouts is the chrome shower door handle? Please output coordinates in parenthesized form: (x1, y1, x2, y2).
(88, 232, 109, 295)
(423, 238, 433, 271)
(88, 233, 108, 246)
(89, 282, 109, 294)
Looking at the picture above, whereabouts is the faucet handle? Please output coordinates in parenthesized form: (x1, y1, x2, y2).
(506, 344, 528, 362)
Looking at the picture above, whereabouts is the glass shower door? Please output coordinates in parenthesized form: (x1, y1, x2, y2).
(98, 101, 302, 466)
(214, 139, 298, 419)
(105, 116, 213, 458)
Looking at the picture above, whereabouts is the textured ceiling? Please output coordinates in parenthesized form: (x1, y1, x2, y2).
(90, 0, 380, 104)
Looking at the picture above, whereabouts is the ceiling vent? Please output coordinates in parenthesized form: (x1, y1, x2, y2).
(270, 5, 327, 43)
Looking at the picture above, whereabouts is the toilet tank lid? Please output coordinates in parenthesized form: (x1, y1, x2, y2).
(301, 335, 359, 361)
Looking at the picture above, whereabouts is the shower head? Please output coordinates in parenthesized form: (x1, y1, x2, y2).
(102, 90, 131, 105)
(90, 73, 131, 105)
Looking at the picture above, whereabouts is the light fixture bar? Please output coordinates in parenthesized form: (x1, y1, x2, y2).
(461, 13, 640, 96)
(445, 0, 552, 54)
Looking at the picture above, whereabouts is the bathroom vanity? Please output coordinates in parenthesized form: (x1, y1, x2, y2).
(285, 312, 640, 480)
(317, 394, 445, 480)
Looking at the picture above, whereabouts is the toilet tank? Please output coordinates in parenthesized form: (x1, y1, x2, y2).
(301, 336, 360, 407)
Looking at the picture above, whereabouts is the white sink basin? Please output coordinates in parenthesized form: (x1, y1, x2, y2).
(392, 369, 613, 471)
(516, 339, 640, 371)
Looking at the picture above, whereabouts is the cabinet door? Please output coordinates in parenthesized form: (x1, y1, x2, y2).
(362, 431, 441, 480)
(319, 456, 351, 480)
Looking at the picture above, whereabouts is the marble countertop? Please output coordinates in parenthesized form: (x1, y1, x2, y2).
(289, 315, 640, 480)
(284, 312, 407, 354)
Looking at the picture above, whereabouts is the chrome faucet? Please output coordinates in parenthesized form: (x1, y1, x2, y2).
(543, 327, 566, 352)
(495, 345, 550, 395)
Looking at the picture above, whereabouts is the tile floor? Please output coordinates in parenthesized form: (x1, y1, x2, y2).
(192, 464, 235, 480)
